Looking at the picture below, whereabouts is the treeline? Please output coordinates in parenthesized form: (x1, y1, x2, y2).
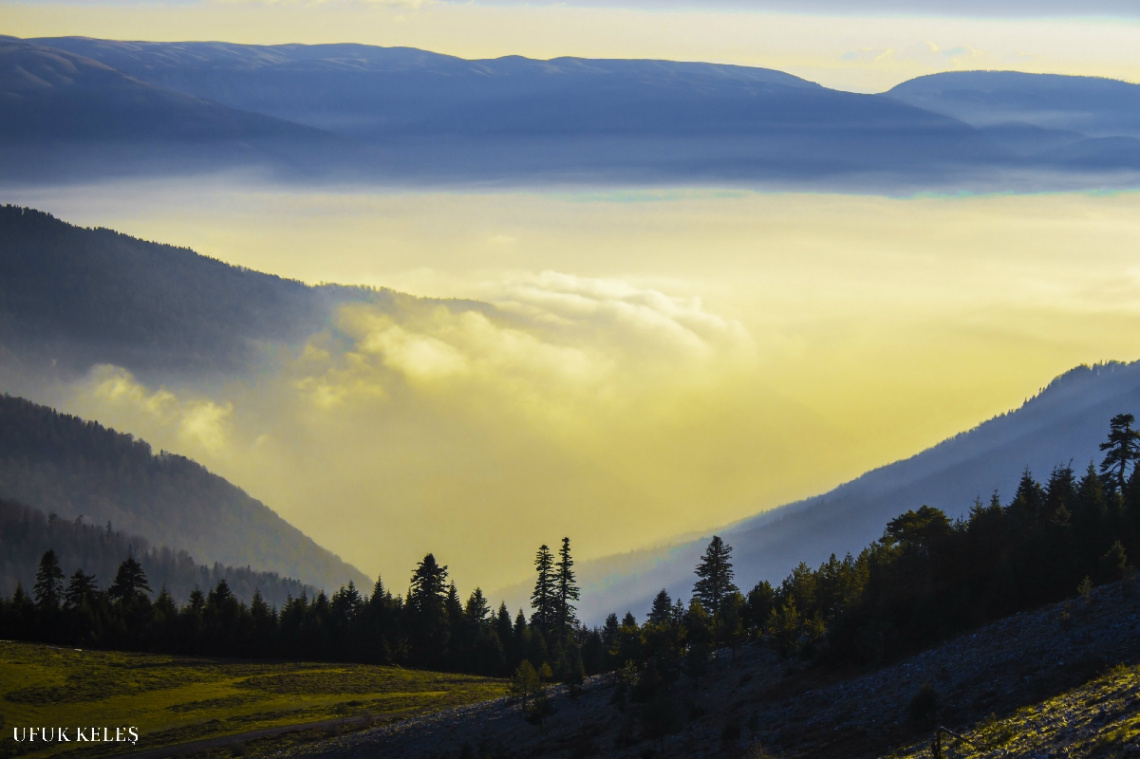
(0, 538, 605, 682)
(0, 498, 314, 607)
(2, 414, 1138, 691)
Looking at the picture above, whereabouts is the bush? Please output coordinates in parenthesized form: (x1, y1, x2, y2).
(908, 682, 940, 724)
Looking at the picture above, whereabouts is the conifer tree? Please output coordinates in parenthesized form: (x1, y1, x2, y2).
(530, 544, 556, 634)
(693, 536, 738, 614)
(554, 537, 580, 637)
(63, 570, 98, 610)
(495, 602, 513, 642)
(407, 554, 450, 667)
(108, 557, 152, 605)
(465, 588, 491, 626)
(1101, 413, 1140, 492)
(33, 550, 65, 611)
(648, 589, 673, 625)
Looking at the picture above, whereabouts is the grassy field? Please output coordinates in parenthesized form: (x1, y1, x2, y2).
(885, 662, 1140, 759)
(0, 641, 508, 759)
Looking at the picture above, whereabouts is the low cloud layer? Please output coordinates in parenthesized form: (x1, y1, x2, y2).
(62, 272, 794, 593)
(14, 185, 1140, 604)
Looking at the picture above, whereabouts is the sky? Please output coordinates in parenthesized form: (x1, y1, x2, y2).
(4, 0, 1140, 92)
(4, 0, 1140, 595)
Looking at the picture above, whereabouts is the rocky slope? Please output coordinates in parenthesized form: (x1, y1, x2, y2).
(266, 580, 1140, 758)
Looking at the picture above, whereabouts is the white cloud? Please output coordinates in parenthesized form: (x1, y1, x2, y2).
(80, 365, 233, 456)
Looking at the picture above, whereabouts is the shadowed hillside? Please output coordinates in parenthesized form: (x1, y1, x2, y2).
(0, 205, 393, 376)
(570, 361, 1140, 623)
(0, 394, 369, 592)
(0, 498, 316, 607)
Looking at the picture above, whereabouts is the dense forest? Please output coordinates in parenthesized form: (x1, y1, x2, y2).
(0, 498, 314, 607)
(0, 393, 368, 591)
(2, 413, 1137, 700)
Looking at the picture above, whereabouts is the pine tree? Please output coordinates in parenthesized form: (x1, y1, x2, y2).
(693, 536, 738, 614)
(554, 537, 580, 637)
(495, 602, 513, 642)
(63, 570, 98, 610)
(530, 544, 556, 634)
(108, 557, 152, 605)
(33, 550, 65, 611)
(465, 588, 491, 626)
(407, 554, 450, 667)
(1100, 413, 1140, 492)
(648, 589, 673, 625)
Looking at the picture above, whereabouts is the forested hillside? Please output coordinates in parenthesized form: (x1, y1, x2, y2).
(0, 205, 380, 374)
(0, 498, 314, 606)
(0, 393, 369, 592)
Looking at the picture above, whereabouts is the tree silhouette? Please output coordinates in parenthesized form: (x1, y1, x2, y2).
(1100, 413, 1140, 492)
(530, 544, 556, 635)
(108, 557, 152, 605)
(554, 537, 580, 638)
(407, 553, 450, 667)
(33, 550, 65, 611)
(693, 535, 738, 614)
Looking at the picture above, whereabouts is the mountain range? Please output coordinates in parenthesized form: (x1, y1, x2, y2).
(4, 36, 1140, 189)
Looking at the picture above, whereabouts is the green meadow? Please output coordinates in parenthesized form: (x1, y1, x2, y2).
(0, 641, 508, 758)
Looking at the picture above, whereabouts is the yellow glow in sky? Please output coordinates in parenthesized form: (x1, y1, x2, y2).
(9, 183, 1140, 592)
(4, 1, 1140, 91)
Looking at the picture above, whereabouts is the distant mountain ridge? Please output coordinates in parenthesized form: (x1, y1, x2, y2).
(886, 70, 1140, 172)
(570, 361, 1140, 623)
(0, 393, 370, 593)
(7, 36, 1140, 189)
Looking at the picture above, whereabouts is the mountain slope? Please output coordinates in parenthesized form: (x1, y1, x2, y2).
(573, 361, 1140, 623)
(0, 393, 369, 593)
(0, 205, 396, 376)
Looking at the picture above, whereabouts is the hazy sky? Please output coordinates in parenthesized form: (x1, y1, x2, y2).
(9, 182, 1140, 594)
(5, 0, 1140, 91)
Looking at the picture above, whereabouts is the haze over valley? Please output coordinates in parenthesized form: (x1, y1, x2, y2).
(4, 23, 1140, 614)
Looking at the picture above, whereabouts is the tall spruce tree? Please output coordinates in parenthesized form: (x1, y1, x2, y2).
(554, 537, 580, 637)
(693, 535, 738, 614)
(407, 554, 450, 667)
(33, 549, 65, 611)
(693, 531, 738, 615)
(108, 557, 151, 605)
(531, 544, 556, 634)
(1100, 413, 1140, 492)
